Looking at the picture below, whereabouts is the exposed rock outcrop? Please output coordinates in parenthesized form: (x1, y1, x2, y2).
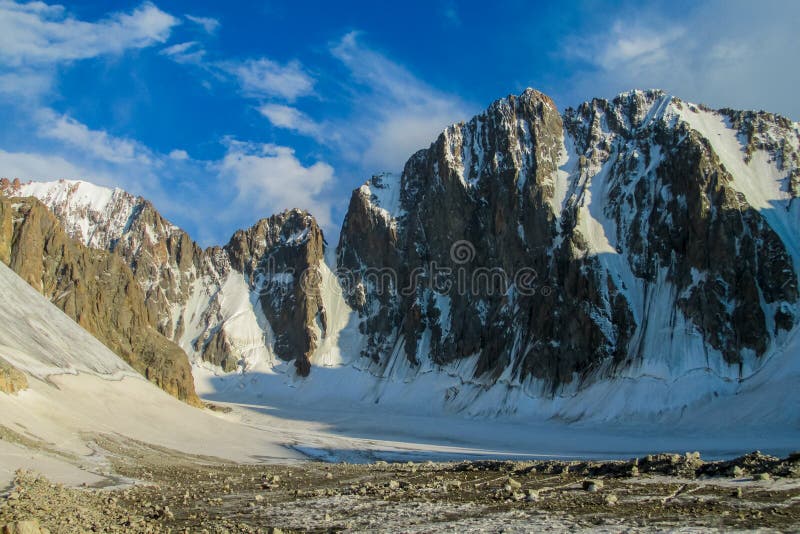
(0, 179, 205, 341)
(223, 209, 326, 376)
(0, 356, 27, 394)
(3, 87, 799, 410)
(0, 196, 200, 406)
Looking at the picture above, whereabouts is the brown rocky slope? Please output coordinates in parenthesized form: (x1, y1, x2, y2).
(0, 196, 200, 406)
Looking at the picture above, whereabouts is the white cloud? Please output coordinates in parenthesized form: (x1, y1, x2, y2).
(257, 104, 328, 142)
(162, 50, 315, 104)
(185, 14, 219, 34)
(157, 40, 315, 104)
(0, 148, 112, 185)
(249, 33, 470, 175)
(0, 12, 471, 242)
(0, 69, 53, 98)
(0, 131, 220, 243)
(559, 0, 800, 120)
(36, 109, 152, 165)
(219, 142, 335, 227)
(168, 149, 189, 160)
(593, 23, 685, 71)
(0, 127, 207, 241)
(330, 32, 470, 172)
(160, 40, 205, 64)
(0, 1, 179, 67)
(224, 57, 314, 101)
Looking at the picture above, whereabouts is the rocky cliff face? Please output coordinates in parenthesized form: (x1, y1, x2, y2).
(0, 195, 201, 406)
(0, 179, 205, 341)
(222, 210, 327, 376)
(338, 88, 800, 395)
(0, 179, 330, 377)
(187, 210, 328, 375)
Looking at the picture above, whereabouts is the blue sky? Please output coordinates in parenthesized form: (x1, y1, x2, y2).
(0, 0, 798, 246)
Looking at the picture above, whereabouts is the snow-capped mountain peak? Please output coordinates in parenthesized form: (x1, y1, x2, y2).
(4, 87, 800, 424)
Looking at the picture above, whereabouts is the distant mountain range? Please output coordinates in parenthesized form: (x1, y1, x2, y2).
(2, 88, 799, 422)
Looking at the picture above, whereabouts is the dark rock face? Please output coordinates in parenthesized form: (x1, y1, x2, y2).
(650, 130, 794, 362)
(564, 92, 798, 366)
(221, 209, 326, 376)
(339, 90, 633, 386)
(0, 196, 201, 406)
(195, 326, 239, 373)
(339, 88, 799, 391)
(179, 209, 328, 376)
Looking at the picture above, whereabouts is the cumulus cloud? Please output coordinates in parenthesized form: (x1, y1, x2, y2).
(0, 69, 53, 98)
(5, 109, 179, 213)
(0, 1, 179, 101)
(257, 104, 328, 142)
(158, 40, 315, 103)
(168, 149, 189, 160)
(219, 142, 335, 227)
(162, 50, 315, 103)
(163, 31, 464, 182)
(558, 0, 800, 119)
(0, 123, 210, 242)
(250, 32, 470, 175)
(0, 2, 332, 243)
(0, 1, 179, 67)
(572, 23, 686, 71)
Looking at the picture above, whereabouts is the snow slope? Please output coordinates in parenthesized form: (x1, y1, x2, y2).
(1, 249, 795, 479)
(677, 104, 800, 264)
(195, 323, 800, 462)
(0, 261, 301, 488)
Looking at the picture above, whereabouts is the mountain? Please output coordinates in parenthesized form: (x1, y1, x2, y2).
(0, 194, 200, 405)
(0, 178, 342, 379)
(0, 178, 208, 340)
(221, 210, 329, 375)
(3, 88, 799, 421)
(337, 88, 800, 415)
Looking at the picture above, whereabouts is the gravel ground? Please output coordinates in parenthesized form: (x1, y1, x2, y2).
(1, 435, 799, 533)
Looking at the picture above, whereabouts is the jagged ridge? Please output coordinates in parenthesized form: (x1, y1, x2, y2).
(0, 179, 331, 378)
(3, 87, 799, 419)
